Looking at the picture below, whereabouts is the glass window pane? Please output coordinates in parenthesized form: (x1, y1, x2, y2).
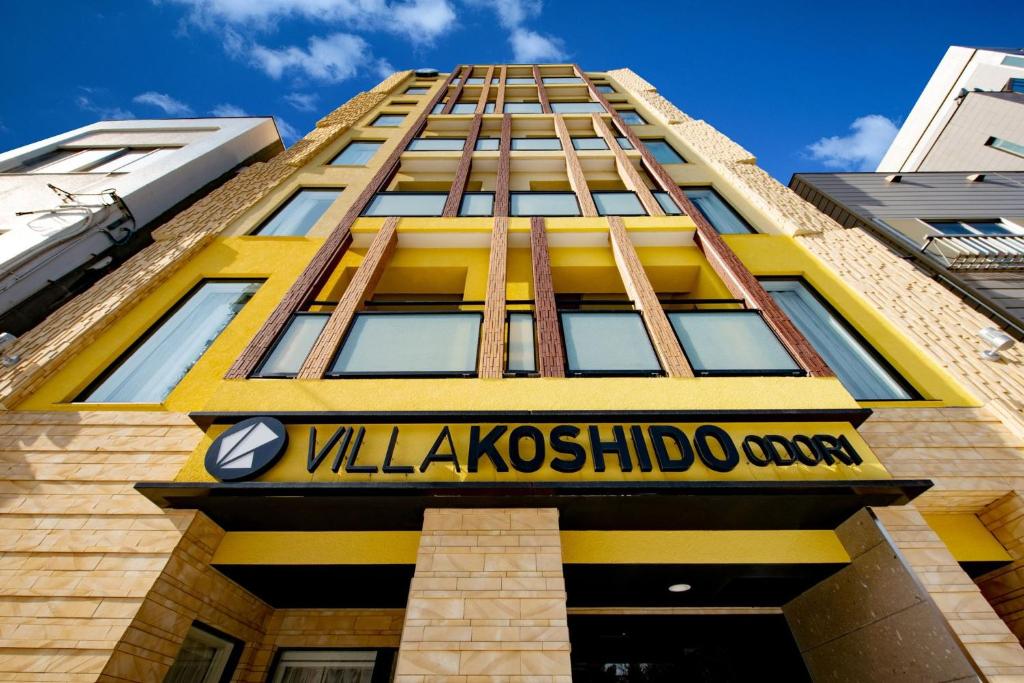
(466, 77, 485, 85)
(271, 650, 377, 683)
(619, 111, 647, 125)
(165, 626, 236, 683)
(362, 193, 447, 216)
(507, 313, 536, 373)
(928, 221, 972, 235)
(459, 193, 494, 216)
(543, 77, 584, 84)
(506, 78, 535, 85)
(511, 138, 561, 151)
(645, 139, 685, 164)
(331, 141, 382, 166)
(616, 136, 633, 150)
(597, 84, 615, 94)
(504, 102, 542, 113)
(372, 114, 406, 126)
(988, 136, 1024, 158)
(408, 138, 465, 151)
(405, 87, 428, 94)
(88, 149, 157, 173)
(965, 220, 1013, 235)
(484, 102, 495, 113)
(551, 102, 605, 113)
(451, 103, 476, 114)
(510, 193, 580, 216)
(593, 192, 646, 216)
(35, 148, 124, 173)
(571, 137, 608, 150)
(683, 188, 752, 234)
(669, 311, 800, 374)
(562, 312, 661, 373)
(762, 280, 912, 400)
(83, 281, 259, 403)
(475, 138, 500, 151)
(254, 189, 341, 236)
(653, 191, 682, 215)
(258, 314, 329, 376)
(431, 103, 444, 114)
(1010, 79, 1024, 95)
(331, 313, 481, 375)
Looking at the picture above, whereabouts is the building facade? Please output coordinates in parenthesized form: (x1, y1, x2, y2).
(877, 46, 1024, 173)
(3, 65, 1024, 681)
(0, 118, 282, 335)
(790, 170, 1024, 339)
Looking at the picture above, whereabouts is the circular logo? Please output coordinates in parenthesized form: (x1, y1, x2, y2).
(205, 417, 288, 482)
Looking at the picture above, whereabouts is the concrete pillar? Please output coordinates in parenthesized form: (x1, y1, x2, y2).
(394, 508, 571, 681)
(979, 491, 1024, 643)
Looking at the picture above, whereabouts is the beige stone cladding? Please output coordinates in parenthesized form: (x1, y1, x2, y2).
(979, 492, 1024, 646)
(0, 71, 410, 411)
(395, 508, 571, 682)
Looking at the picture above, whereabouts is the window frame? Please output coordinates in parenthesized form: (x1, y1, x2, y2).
(668, 309, 804, 377)
(509, 191, 582, 217)
(924, 218, 1022, 237)
(329, 140, 384, 166)
(510, 137, 563, 151)
(642, 138, 686, 164)
(571, 137, 610, 151)
(549, 102, 607, 114)
(326, 310, 484, 379)
(592, 191, 648, 217)
(682, 186, 756, 234)
(617, 109, 648, 125)
(759, 276, 921, 401)
(458, 191, 495, 217)
(503, 102, 543, 114)
(404, 87, 428, 95)
(370, 113, 407, 127)
(559, 309, 664, 377)
(267, 648, 396, 683)
(505, 311, 538, 377)
(253, 311, 331, 378)
(165, 622, 243, 683)
(475, 137, 501, 151)
(360, 191, 449, 218)
(406, 137, 467, 152)
(250, 187, 344, 236)
(986, 136, 1024, 159)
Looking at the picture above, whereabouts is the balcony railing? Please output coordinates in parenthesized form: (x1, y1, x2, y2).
(923, 234, 1024, 270)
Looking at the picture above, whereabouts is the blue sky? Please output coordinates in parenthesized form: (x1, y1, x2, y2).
(2, 1, 1021, 180)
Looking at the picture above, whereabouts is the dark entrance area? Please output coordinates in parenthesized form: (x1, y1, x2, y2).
(569, 614, 810, 682)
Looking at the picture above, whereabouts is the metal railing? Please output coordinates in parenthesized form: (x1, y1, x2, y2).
(923, 234, 1024, 270)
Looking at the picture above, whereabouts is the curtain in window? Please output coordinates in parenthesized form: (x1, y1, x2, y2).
(762, 280, 911, 400)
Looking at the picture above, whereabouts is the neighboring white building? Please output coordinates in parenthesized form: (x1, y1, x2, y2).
(0, 118, 282, 333)
(878, 46, 1024, 172)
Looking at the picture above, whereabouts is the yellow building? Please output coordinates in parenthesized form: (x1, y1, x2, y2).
(2, 64, 1024, 681)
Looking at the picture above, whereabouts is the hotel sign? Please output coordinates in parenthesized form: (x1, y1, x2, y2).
(199, 419, 889, 483)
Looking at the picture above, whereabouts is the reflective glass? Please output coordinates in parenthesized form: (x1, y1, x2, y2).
(561, 312, 661, 373)
(475, 138, 500, 151)
(683, 188, 752, 234)
(593, 192, 646, 216)
(83, 281, 259, 402)
(506, 78, 535, 85)
(543, 77, 584, 84)
(571, 137, 609, 150)
(551, 102, 605, 113)
(331, 313, 481, 375)
(451, 103, 476, 114)
(254, 189, 341, 236)
(362, 193, 447, 216)
(507, 313, 536, 373)
(653, 191, 682, 215)
(510, 193, 580, 216)
(431, 103, 444, 114)
(407, 138, 465, 151)
(331, 141, 382, 165)
(619, 111, 647, 125)
(511, 138, 561, 150)
(466, 77, 485, 84)
(669, 311, 799, 374)
(405, 87, 428, 94)
(616, 136, 633, 149)
(372, 114, 406, 126)
(504, 102, 543, 113)
(644, 139, 685, 164)
(597, 84, 615, 93)
(484, 102, 496, 113)
(257, 314, 329, 376)
(762, 280, 912, 400)
(459, 193, 494, 216)
(165, 626, 236, 683)
(988, 136, 1024, 158)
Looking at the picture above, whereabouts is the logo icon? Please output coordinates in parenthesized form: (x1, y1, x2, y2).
(205, 417, 288, 482)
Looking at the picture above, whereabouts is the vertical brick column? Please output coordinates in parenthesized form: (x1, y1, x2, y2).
(395, 508, 571, 681)
(979, 491, 1024, 642)
(530, 217, 567, 377)
(591, 114, 664, 216)
(554, 114, 597, 217)
(476, 65, 494, 113)
(441, 65, 472, 114)
(442, 114, 484, 217)
(608, 217, 693, 377)
(533, 65, 552, 113)
(494, 115, 513, 218)
(495, 66, 508, 112)
(298, 216, 399, 378)
(479, 216, 509, 379)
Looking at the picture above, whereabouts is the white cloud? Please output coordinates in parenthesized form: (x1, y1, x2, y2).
(284, 92, 319, 112)
(274, 116, 300, 143)
(211, 103, 249, 116)
(464, 0, 540, 28)
(806, 115, 899, 171)
(76, 95, 135, 120)
(133, 91, 195, 116)
(248, 32, 391, 83)
(510, 27, 566, 62)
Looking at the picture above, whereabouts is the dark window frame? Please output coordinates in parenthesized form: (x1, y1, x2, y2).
(505, 310, 538, 377)
(668, 309, 804, 378)
(617, 109, 648, 125)
(370, 113, 407, 127)
(360, 191, 450, 218)
(267, 647, 397, 683)
(510, 137, 563, 151)
(509, 191, 582, 217)
(682, 185, 757, 234)
(250, 187, 344, 236)
(167, 621, 244, 683)
(592, 191, 648, 217)
(458, 192, 495, 217)
(924, 218, 1018, 236)
(329, 140, 385, 166)
(406, 137, 468, 152)
(558, 308, 664, 378)
(641, 138, 687, 164)
(253, 311, 331, 378)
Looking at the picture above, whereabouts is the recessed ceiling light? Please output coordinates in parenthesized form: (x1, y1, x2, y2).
(668, 583, 691, 593)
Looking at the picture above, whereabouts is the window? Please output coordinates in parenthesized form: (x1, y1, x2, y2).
(596, 84, 616, 94)
(572, 137, 609, 150)
(510, 192, 581, 216)
(252, 189, 342, 236)
(362, 193, 447, 216)
(407, 137, 466, 151)
(986, 136, 1024, 159)
(371, 114, 406, 127)
(256, 313, 329, 377)
(504, 102, 543, 113)
(543, 77, 584, 84)
(475, 138, 500, 151)
(431, 103, 445, 114)
(270, 650, 392, 683)
(561, 311, 661, 375)
(618, 110, 647, 125)
(653, 191, 682, 215)
(1002, 55, 1024, 68)
(405, 87, 428, 95)
(593, 191, 646, 216)
(89, 148, 172, 173)
(511, 137, 562, 151)
(165, 624, 240, 683)
(616, 136, 633, 150)
(466, 77, 485, 85)
(761, 279, 913, 400)
(484, 102, 496, 113)
(683, 187, 753, 234)
(81, 280, 259, 403)
(1008, 78, 1024, 94)
(506, 77, 535, 85)
(551, 102, 606, 113)
(926, 219, 1019, 236)
(331, 141, 382, 166)
(451, 103, 476, 114)
(644, 139, 685, 164)
(507, 312, 536, 374)
(330, 313, 482, 376)
(7, 147, 170, 174)
(669, 311, 800, 376)
(459, 192, 494, 216)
